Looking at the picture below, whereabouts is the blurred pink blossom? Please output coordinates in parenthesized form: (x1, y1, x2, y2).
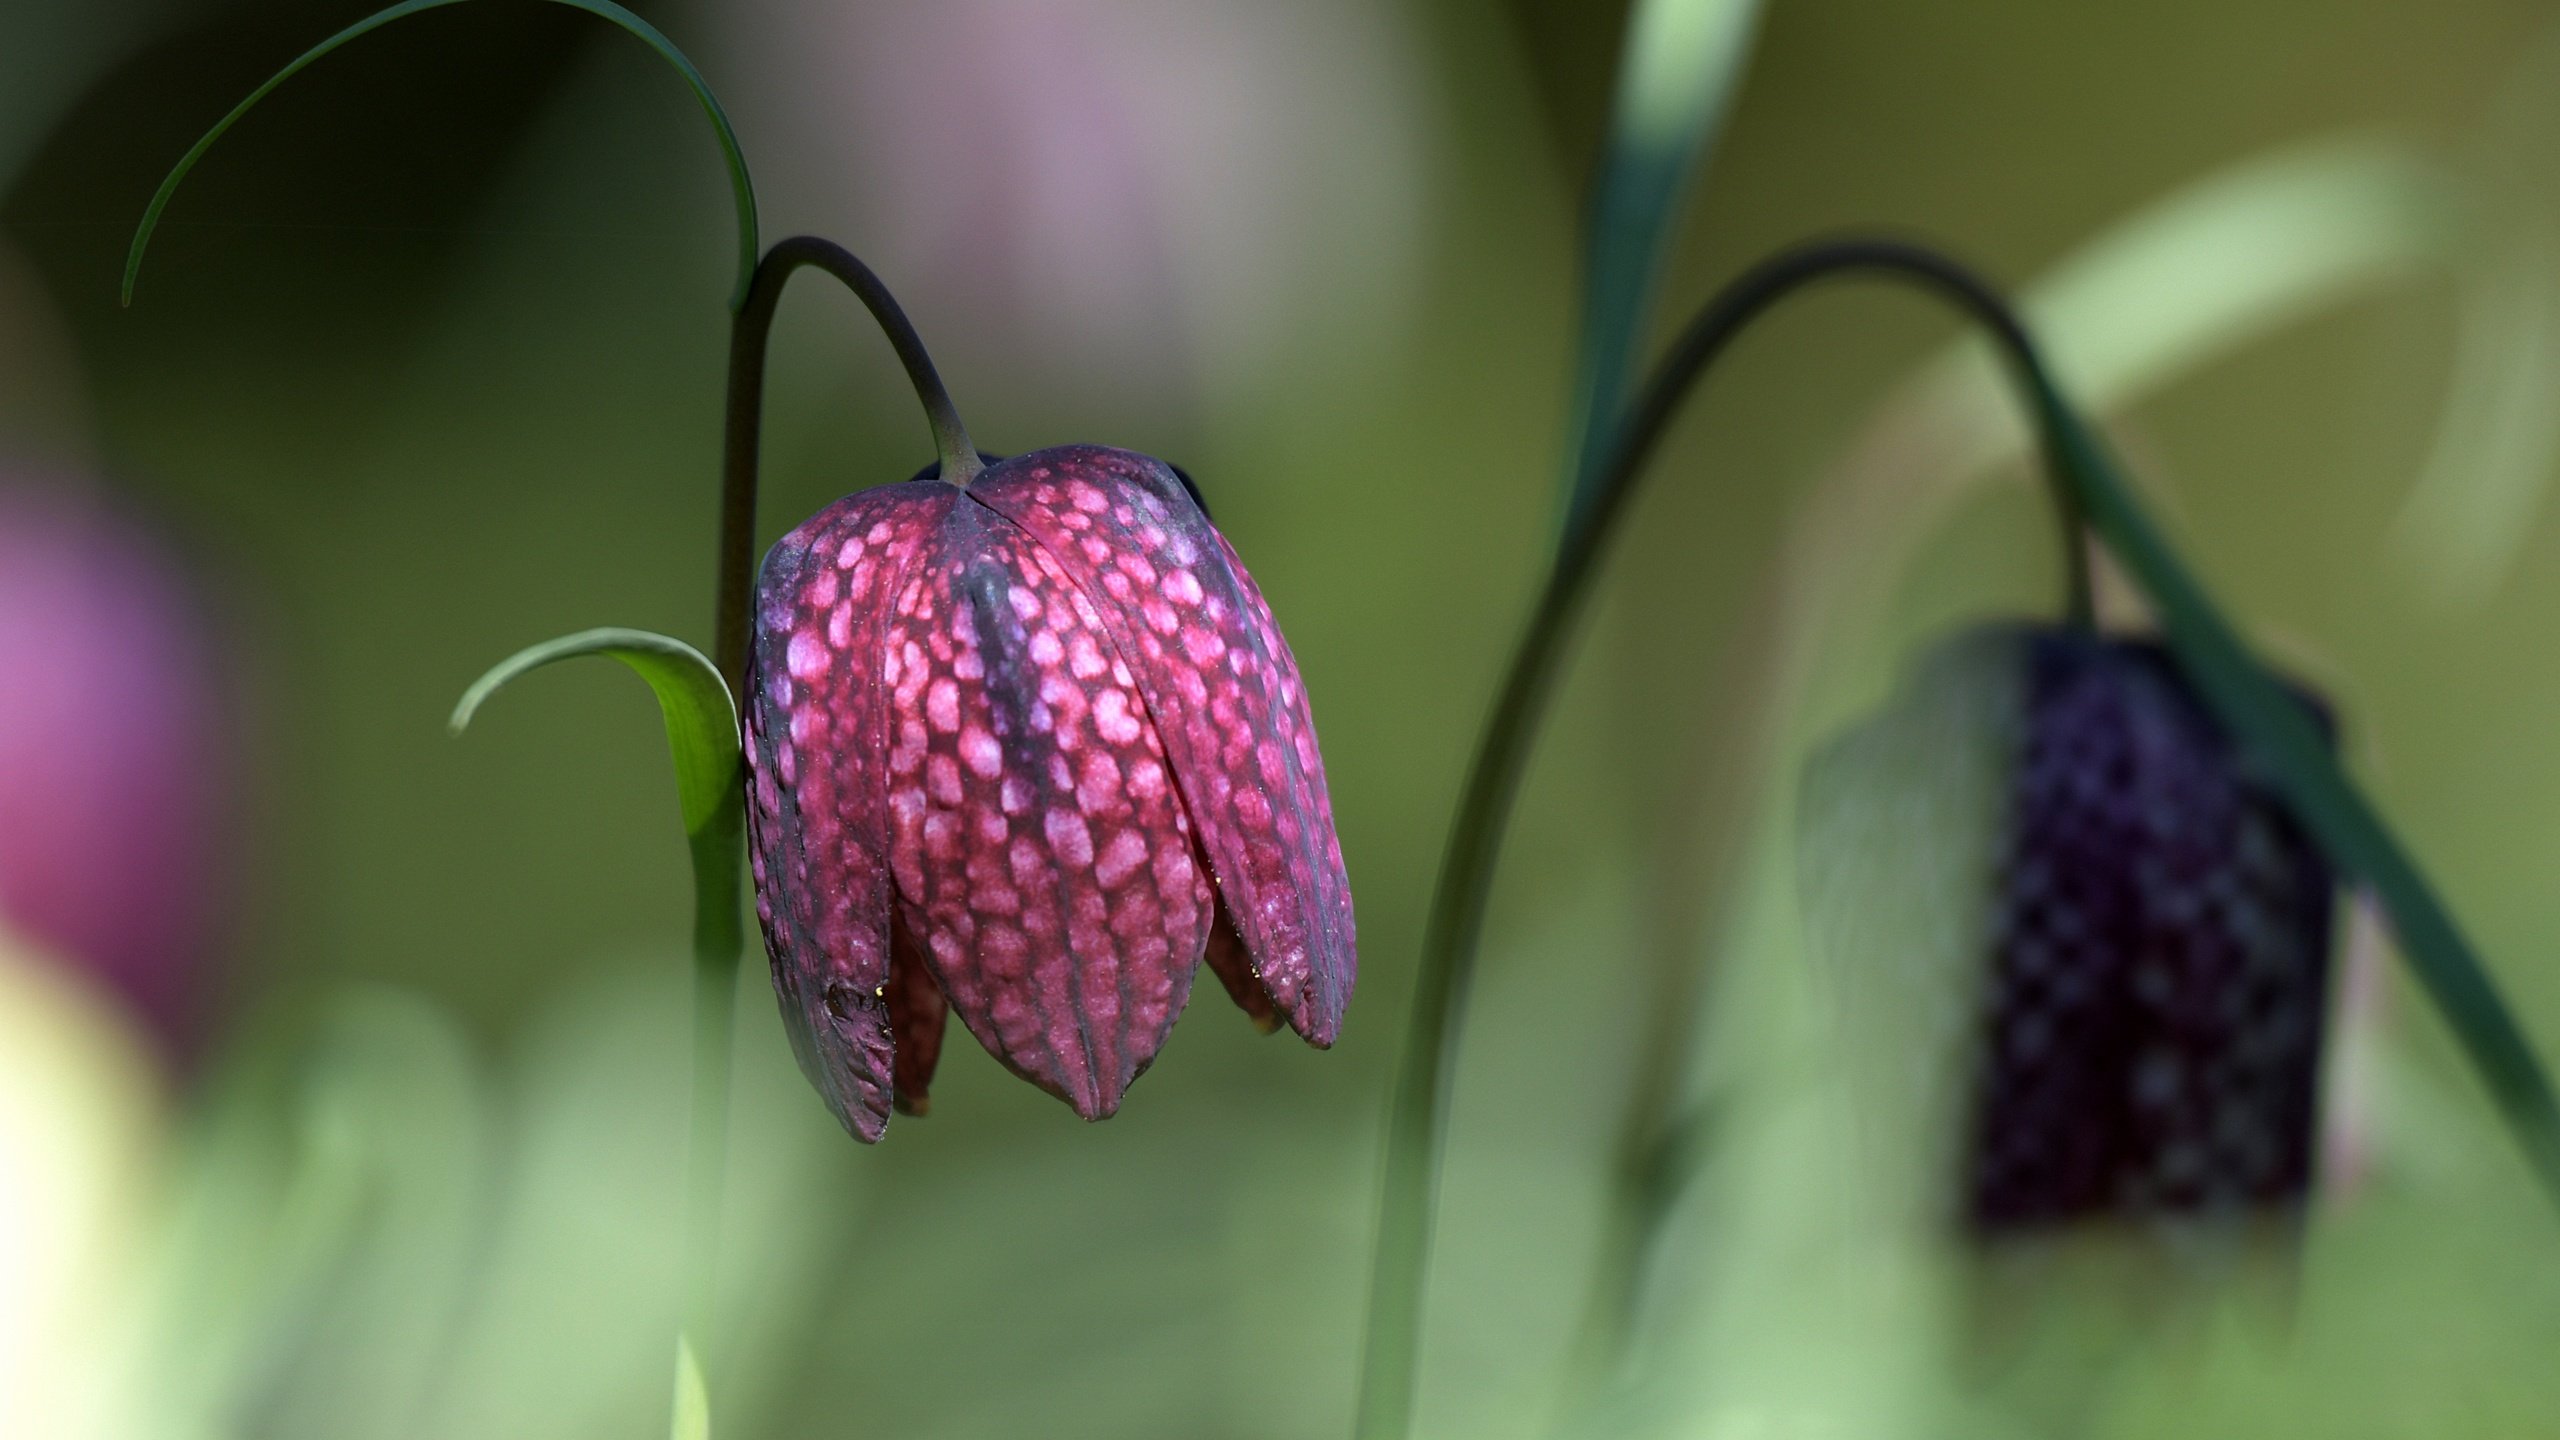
(734, 0, 1430, 410)
(0, 483, 229, 1057)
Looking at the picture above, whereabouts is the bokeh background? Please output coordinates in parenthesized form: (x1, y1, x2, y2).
(6, 1, 2560, 1436)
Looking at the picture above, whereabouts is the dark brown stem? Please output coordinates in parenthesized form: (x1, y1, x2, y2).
(715, 236, 978, 695)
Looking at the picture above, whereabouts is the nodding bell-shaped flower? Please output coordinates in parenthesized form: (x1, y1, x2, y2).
(1803, 623, 2336, 1237)
(745, 445, 1355, 1139)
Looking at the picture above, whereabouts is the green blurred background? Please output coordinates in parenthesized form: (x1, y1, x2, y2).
(6, 0, 2560, 1435)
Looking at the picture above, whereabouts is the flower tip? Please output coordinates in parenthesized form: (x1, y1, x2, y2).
(795, 982, 897, 1144)
(894, 1094, 930, 1119)
(1290, 1006, 1342, 1050)
(1067, 1078, 1127, 1123)
(1247, 1010, 1284, 1037)
(838, 1104, 889, 1145)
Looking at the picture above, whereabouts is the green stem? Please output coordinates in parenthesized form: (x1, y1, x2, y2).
(1354, 240, 2091, 1440)
(1352, 237, 2560, 1438)
(680, 806, 745, 1368)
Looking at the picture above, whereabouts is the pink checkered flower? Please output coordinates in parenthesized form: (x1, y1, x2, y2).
(744, 445, 1354, 1138)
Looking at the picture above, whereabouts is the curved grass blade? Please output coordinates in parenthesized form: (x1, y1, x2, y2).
(452, 626, 746, 1439)
(671, 1333, 711, 1440)
(2031, 386, 2560, 1205)
(131, 990, 485, 1437)
(122, 0, 758, 309)
(450, 626, 739, 844)
(2388, 21, 2560, 604)
(1560, 0, 1767, 548)
(1810, 138, 2446, 639)
(2016, 138, 2448, 416)
(2388, 216, 2560, 606)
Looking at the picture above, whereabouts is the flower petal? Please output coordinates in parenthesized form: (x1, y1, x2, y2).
(1973, 632, 2336, 1229)
(970, 446, 1356, 1045)
(745, 483, 954, 1142)
(881, 495, 1215, 1119)
(1201, 898, 1281, 1035)
(887, 911, 947, 1116)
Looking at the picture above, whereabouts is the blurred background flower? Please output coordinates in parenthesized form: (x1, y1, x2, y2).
(0, 926, 162, 1440)
(721, 0, 1434, 426)
(0, 482, 231, 1059)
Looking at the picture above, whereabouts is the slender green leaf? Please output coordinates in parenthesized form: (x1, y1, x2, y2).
(121, 0, 758, 309)
(2389, 221, 2560, 605)
(449, 627, 737, 841)
(2031, 384, 2560, 1205)
(1802, 134, 2557, 626)
(1849, 139, 2446, 517)
(131, 990, 486, 1440)
(671, 1334, 711, 1440)
(1560, 0, 1766, 546)
(2388, 24, 2560, 603)
(2018, 139, 2449, 413)
(453, 626, 748, 1421)
(1768, 138, 2455, 733)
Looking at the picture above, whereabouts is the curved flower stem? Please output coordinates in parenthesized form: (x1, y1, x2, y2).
(699, 233, 971, 1320)
(1354, 239, 2093, 1440)
(715, 235, 981, 694)
(690, 233, 967, 1424)
(1352, 236, 2560, 1438)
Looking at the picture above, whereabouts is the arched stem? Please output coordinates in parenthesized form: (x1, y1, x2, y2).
(715, 235, 980, 694)
(1353, 239, 2096, 1440)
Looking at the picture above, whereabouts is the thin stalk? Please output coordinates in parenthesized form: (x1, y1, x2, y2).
(716, 235, 981, 695)
(1353, 240, 2177, 1440)
(691, 234, 966, 1420)
(679, 801, 746, 1382)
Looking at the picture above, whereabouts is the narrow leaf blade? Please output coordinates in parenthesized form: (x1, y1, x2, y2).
(671, 1333, 711, 1440)
(1561, 0, 1767, 545)
(449, 627, 738, 840)
(2039, 390, 2560, 1204)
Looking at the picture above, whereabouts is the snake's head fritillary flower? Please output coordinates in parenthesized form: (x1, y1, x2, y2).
(744, 445, 1354, 1139)
(1804, 624, 2337, 1237)
(1969, 628, 2336, 1232)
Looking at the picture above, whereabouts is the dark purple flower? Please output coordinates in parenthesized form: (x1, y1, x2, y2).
(0, 483, 230, 1057)
(1804, 624, 2337, 1236)
(744, 445, 1354, 1139)
(1970, 629, 2335, 1231)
